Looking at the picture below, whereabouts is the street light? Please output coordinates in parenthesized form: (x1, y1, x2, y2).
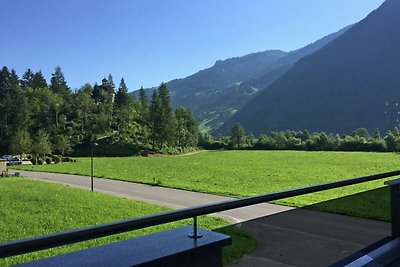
(90, 142, 98, 191)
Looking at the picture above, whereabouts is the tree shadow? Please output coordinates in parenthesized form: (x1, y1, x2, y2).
(221, 187, 392, 266)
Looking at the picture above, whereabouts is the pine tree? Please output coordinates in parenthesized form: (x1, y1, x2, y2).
(0, 67, 29, 151)
(150, 90, 162, 150)
(138, 87, 149, 123)
(21, 69, 34, 88)
(158, 83, 175, 148)
(115, 78, 130, 108)
(32, 71, 48, 89)
(50, 66, 70, 95)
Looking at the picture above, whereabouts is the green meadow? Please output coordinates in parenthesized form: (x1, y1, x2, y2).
(0, 178, 256, 266)
(15, 150, 400, 220)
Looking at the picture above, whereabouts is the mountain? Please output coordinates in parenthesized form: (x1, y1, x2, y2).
(228, 0, 400, 135)
(141, 26, 349, 132)
(166, 50, 287, 131)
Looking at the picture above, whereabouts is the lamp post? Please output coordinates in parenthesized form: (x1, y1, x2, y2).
(90, 142, 98, 191)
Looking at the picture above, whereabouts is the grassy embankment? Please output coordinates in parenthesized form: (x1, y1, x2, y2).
(15, 150, 400, 220)
(0, 178, 256, 266)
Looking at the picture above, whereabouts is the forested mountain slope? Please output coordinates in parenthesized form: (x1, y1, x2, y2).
(141, 26, 348, 132)
(229, 0, 399, 135)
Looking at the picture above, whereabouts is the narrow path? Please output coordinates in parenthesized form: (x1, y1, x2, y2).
(13, 170, 293, 223)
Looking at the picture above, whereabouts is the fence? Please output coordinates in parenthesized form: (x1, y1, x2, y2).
(2, 170, 400, 264)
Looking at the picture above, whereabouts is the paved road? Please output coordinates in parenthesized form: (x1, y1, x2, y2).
(13, 170, 294, 223)
(12, 170, 392, 266)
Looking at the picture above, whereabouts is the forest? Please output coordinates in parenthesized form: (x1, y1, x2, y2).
(0, 66, 199, 157)
(3, 65, 400, 159)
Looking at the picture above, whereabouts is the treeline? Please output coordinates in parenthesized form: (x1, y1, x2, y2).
(0, 66, 199, 157)
(200, 123, 400, 152)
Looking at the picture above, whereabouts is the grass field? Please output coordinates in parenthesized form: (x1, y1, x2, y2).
(14, 150, 400, 220)
(0, 178, 256, 266)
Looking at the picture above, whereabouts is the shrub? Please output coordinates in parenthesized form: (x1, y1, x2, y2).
(53, 156, 61, 164)
(31, 158, 37, 165)
(37, 158, 44, 165)
(45, 157, 52, 164)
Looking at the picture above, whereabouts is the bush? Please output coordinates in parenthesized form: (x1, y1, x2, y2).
(45, 157, 52, 164)
(31, 158, 37, 165)
(37, 158, 44, 165)
(53, 156, 61, 164)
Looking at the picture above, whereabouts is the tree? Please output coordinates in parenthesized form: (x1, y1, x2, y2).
(175, 107, 199, 147)
(92, 83, 104, 104)
(115, 78, 130, 108)
(50, 66, 70, 95)
(21, 69, 34, 88)
(230, 122, 245, 148)
(384, 132, 399, 152)
(32, 130, 52, 156)
(158, 83, 176, 148)
(0, 67, 29, 151)
(372, 128, 381, 140)
(32, 71, 48, 89)
(352, 128, 369, 138)
(10, 129, 31, 158)
(149, 90, 162, 150)
(55, 135, 72, 155)
(138, 86, 149, 123)
(23, 70, 48, 89)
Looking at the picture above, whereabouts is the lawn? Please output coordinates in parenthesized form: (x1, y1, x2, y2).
(14, 150, 400, 220)
(0, 178, 256, 266)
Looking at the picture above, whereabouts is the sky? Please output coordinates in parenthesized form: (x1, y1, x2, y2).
(0, 0, 385, 91)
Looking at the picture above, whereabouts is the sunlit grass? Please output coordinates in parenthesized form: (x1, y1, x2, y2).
(0, 178, 254, 266)
(14, 150, 400, 220)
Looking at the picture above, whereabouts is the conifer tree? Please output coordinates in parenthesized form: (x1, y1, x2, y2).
(158, 83, 175, 147)
(50, 66, 69, 95)
(115, 78, 130, 108)
(150, 90, 162, 150)
(32, 71, 48, 89)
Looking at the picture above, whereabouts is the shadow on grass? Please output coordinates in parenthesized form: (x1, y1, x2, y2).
(304, 187, 390, 222)
(217, 187, 392, 266)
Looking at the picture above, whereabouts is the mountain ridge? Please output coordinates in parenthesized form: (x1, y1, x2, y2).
(139, 25, 350, 132)
(228, 0, 400, 134)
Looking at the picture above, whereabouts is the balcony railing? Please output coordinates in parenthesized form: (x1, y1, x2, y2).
(1, 170, 400, 264)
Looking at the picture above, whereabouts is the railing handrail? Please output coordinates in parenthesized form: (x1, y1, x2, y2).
(2, 169, 400, 258)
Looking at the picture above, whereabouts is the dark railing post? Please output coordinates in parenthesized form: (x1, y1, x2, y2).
(384, 179, 400, 238)
(390, 184, 400, 237)
(188, 216, 203, 239)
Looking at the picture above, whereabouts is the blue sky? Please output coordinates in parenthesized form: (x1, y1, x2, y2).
(0, 0, 384, 91)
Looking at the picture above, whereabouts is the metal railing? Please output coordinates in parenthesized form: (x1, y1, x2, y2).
(1, 170, 400, 259)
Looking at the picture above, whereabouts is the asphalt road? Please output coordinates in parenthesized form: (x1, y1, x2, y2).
(13, 170, 294, 223)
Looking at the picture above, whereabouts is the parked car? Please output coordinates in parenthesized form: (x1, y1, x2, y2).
(5, 156, 22, 166)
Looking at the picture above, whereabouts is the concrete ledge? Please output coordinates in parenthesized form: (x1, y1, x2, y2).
(17, 226, 232, 267)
